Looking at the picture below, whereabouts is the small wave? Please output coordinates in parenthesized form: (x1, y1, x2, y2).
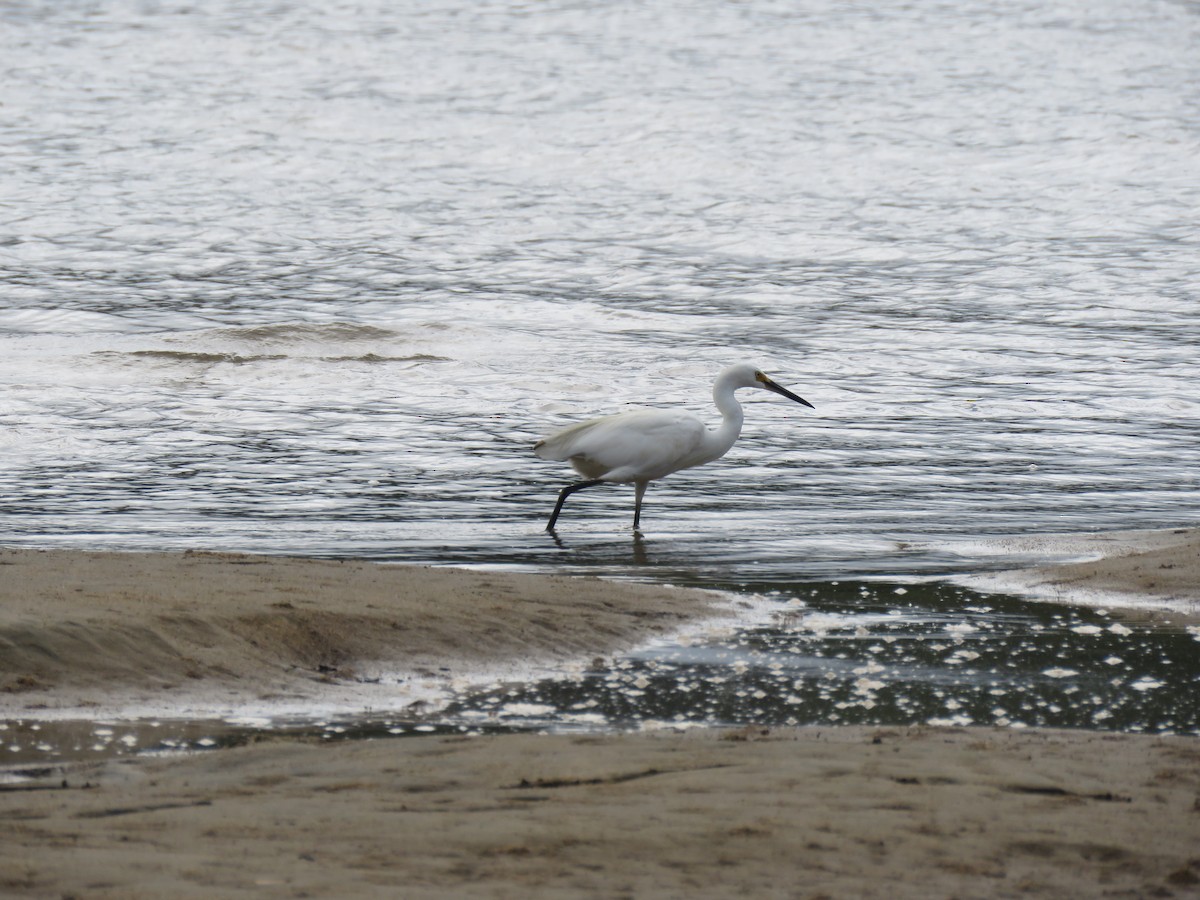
(320, 353, 452, 364)
(208, 323, 400, 345)
(93, 350, 450, 366)
(94, 350, 287, 365)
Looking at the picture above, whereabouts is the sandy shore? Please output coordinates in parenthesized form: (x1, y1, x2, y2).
(2, 726, 1198, 898)
(2, 533, 1199, 898)
(956, 526, 1200, 619)
(0, 549, 736, 718)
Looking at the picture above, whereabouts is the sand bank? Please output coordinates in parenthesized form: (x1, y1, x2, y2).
(954, 527, 1200, 619)
(0, 549, 732, 719)
(2, 725, 1198, 898)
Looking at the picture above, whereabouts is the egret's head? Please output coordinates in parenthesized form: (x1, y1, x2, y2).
(753, 368, 815, 409)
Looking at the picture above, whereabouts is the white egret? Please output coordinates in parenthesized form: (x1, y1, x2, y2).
(534, 363, 814, 531)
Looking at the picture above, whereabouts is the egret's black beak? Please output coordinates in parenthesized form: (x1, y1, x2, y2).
(762, 378, 814, 409)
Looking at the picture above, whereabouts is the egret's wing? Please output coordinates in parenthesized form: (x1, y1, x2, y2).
(535, 408, 707, 481)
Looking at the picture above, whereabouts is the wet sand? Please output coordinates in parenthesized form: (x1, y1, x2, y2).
(0, 549, 735, 718)
(2, 726, 1198, 899)
(2, 533, 1199, 898)
(967, 527, 1200, 619)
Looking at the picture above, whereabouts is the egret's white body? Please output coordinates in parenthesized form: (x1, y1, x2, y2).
(534, 363, 813, 531)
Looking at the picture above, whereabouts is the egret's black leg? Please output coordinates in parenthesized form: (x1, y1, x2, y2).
(633, 480, 649, 532)
(546, 479, 605, 531)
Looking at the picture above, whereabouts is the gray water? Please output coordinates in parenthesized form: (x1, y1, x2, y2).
(2, 0, 1199, 749)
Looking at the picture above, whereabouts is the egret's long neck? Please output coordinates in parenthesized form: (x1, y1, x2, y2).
(702, 372, 744, 461)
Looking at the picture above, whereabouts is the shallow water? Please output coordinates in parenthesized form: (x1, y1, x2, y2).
(447, 582, 1200, 734)
(5, 580, 1197, 768)
(2, 0, 1199, 748)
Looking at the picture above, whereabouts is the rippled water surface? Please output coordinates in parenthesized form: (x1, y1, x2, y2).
(2, 0, 1199, 742)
